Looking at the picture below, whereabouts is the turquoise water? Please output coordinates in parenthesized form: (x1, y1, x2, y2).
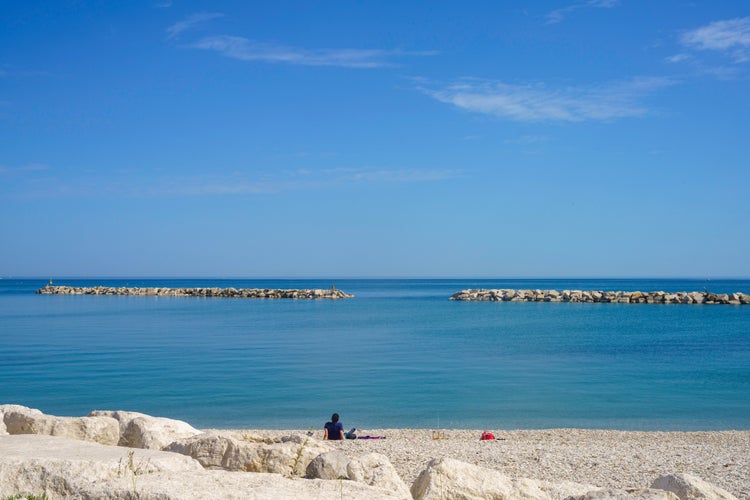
(1, 278, 748, 430)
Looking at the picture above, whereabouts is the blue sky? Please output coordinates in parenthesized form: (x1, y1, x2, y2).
(1, 1, 748, 278)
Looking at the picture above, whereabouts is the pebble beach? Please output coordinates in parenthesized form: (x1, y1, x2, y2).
(229, 428, 750, 498)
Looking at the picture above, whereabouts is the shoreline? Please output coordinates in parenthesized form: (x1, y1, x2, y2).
(209, 427, 750, 498)
(2, 403, 748, 497)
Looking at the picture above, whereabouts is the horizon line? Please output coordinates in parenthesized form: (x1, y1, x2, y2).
(4, 275, 748, 281)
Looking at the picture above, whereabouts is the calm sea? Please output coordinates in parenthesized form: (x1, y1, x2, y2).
(1, 278, 748, 430)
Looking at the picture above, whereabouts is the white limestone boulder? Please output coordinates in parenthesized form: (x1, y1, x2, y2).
(306, 450, 350, 479)
(650, 473, 738, 500)
(543, 480, 605, 499)
(347, 452, 412, 499)
(2, 405, 119, 445)
(0, 434, 404, 499)
(411, 457, 549, 499)
(89, 409, 202, 449)
(165, 432, 256, 470)
(166, 431, 331, 476)
(1, 404, 45, 435)
(567, 489, 679, 499)
(0, 434, 202, 498)
(411, 457, 597, 500)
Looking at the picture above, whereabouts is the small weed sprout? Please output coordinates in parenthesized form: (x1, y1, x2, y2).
(291, 435, 310, 476)
(117, 450, 154, 497)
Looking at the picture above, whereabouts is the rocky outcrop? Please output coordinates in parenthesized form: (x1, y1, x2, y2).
(347, 452, 413, 499)
(650, 473, 738, 500)
(0, 404, 34, 436)
(411, 457, 596, 499)
(450, 289, 750, 305)
(305, 450, 411, 498)
(306, 450, 350, 479)
(165, 431, 331, 477)
(1, 406, 739, 500)
(0, 434, 404, 500)
(567, 489, 680, 499)
(88, 410, 202, 450)
(37, 285, 354, 299)
(1, 404, 119, 445)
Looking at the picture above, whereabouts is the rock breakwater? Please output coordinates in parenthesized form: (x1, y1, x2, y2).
(36, 285, 354, 299)
(450, 289, 750, 305)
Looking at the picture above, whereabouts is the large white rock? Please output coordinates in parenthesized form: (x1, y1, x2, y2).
(306, 450, 350, 479)
(2, 405, 119, 445)
(412, 456, 561, 499)
(89, 409, 203, 449)
(0, 434, 404, 499)
(0, 404, 45, 435)
(567, 489, 679, 499)
(347, 452, 412, 499)
(650, 474, 738, 500)
(166, 431, 331, 476)
(0, 434, 202, 498)
(543, 481, 606, 499)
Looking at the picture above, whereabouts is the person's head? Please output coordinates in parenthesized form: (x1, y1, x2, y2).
(331, 413, 339, 423)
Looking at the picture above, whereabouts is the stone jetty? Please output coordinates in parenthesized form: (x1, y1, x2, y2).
(36, 285, 354, 299)
(450, 289, 750, 305)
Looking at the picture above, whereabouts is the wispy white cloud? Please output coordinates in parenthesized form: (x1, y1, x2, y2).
(153, 1, 172, 8)
(665, 53, 691, 64)
(0, 166, 461, 199)
(0, 163, 49, 175)
(0, 66, 52, 79)
(546, 0, 618, 24)
(680, 17, 750, 63)
(189, 35, 436, 68)
(502, 135, 550, 145)
(166, 12, 224, 40)
(154, 167, 460, 196)
(422, 77, 674, 123)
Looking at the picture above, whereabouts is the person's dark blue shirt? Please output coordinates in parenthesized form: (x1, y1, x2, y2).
(324, 420, 344, 440)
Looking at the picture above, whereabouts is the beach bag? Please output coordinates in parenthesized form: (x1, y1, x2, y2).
(480, 431, 495, 440)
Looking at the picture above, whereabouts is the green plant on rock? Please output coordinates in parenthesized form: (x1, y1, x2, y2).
(3, 495, 49, 500)
(117, 449, 154, 497)
(291, 435, 311, 477)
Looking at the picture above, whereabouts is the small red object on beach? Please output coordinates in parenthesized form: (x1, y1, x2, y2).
(480, 431, 495, 440)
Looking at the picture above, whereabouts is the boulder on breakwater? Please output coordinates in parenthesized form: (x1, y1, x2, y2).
(36, 285, 354, 299)
(450, 289, 750, 305)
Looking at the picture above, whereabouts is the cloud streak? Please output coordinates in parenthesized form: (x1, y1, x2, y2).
(148, 167, 460, 196)
(1, 166, 461, 199)
(422, 77, 674, 123)
(166, 12, 224, 40)
(188, 35, 437, 68)
(680, 17, 750, 63)
(0, 163, 50, 175)
(546, 0, 618, 24)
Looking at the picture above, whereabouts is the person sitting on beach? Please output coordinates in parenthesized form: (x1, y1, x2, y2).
(323, 413, 345, 440)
